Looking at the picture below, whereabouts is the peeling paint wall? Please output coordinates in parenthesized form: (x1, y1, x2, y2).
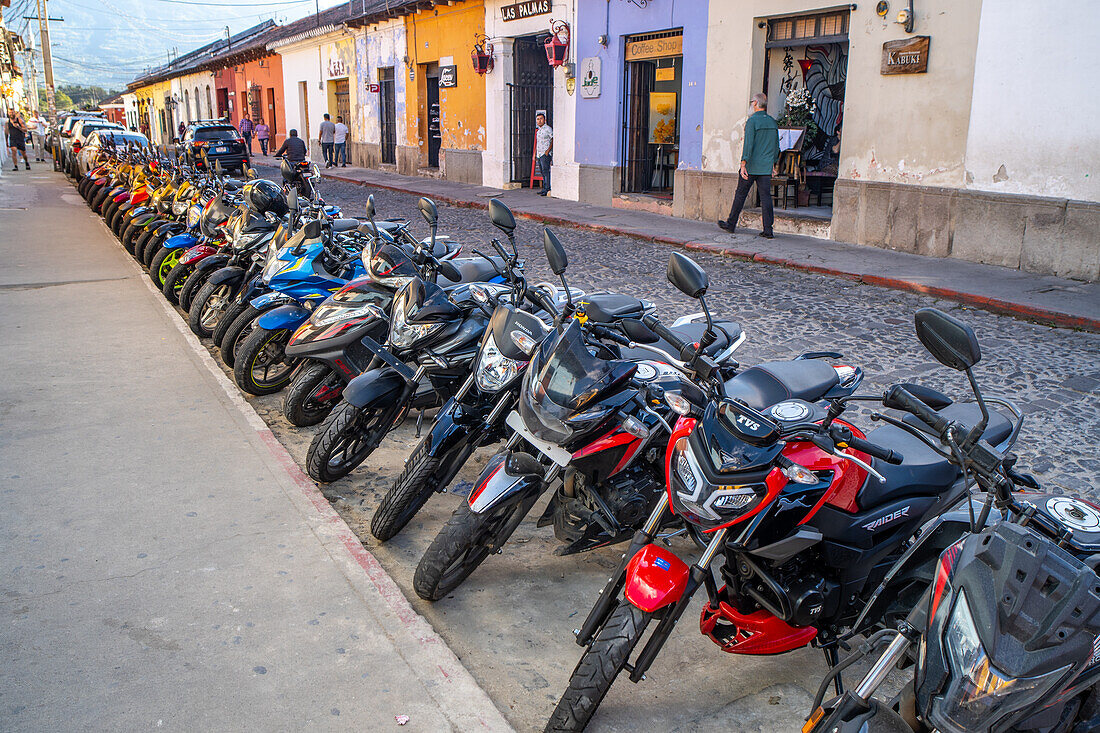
(964, 0, 1099, 202)
(355, 18, 408, 148)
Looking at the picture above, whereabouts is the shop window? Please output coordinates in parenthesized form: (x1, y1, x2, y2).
(621, 29, 683, 196)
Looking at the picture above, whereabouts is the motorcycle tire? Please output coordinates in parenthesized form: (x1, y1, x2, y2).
(92, 187, 111, 214)
(412, 499, 534, 601)
(142, 234, 166, 268)
(217, 304, 263, 365)
(545, 602, 651, 733)
(161, 261, 193, 305)
(78, 177, 90, 198)
(189, 281, 234, 338)
(110, 208, 127, 236)
(102, 199, 120, 226)
(233, 326, 296, 395)
(306, 402, 390, 483)
(121, 221, 140, 254)
(371, 440, 444, 542)
(149, 247, 181, 289)
(178, 267, 210, 313)
(131, 226, 157, 262)
(283, 362, 342, 427)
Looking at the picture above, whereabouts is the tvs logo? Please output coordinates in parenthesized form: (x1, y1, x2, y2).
(863, 506, 910, 532)
(736, 415, 761, 431)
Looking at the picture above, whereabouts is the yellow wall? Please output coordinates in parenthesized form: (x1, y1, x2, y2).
(402, 1, 486, 162)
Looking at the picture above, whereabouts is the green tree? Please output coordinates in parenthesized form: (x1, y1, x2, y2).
(39, 87, 74, 110)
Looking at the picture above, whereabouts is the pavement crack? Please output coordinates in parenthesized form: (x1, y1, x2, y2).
(0, 277, 129, 291)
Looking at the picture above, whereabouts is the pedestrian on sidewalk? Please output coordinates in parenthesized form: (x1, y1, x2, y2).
(319, 113, 336, 168)
(29, 112, 47, 162)
(719, 93, 780, 239)
(334, 116, 348, 168)
(255, 119, 270, 156)
(239, 115, 254, 154)
(535, 112, 552, 196)
(7, 108, 30, 171)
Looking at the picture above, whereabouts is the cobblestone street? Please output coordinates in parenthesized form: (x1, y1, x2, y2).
(243, 166, 1100, 731)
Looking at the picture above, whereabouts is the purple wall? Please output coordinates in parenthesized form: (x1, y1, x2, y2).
(574, 0, 708, 170)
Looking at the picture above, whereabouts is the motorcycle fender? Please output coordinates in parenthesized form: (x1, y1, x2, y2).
(113, 192, 130, 203)
(180, 245, 217, 266)
(164, 233, 199, 250)
(194, 256, 232, 275)
(343, 367, 405, 410)
(468, 451, 544, 514)
(256, 304, 311, 331)
(422, 401, 475, 460)
(206, 265, 245, 285)
(250, 291, 293, 310)
(155, 222, 184, 235)
(623, 544, 691, 614)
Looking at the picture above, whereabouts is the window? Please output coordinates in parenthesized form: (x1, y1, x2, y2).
(766, 11, 849, 47)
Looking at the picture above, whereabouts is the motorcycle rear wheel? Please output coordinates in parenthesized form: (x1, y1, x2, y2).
(412, 499, 533, 601)
(545, 601, 651, 733)
(371, 440, 443, 542)
(233, 326, 295, 395)
(283, 362, 342, 427)
(306, 401, 390, 483)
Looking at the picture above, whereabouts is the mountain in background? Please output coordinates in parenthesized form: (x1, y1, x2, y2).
(7, 0, 344, 88)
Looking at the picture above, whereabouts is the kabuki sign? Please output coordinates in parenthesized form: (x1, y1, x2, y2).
(501, 0, 551, 22)
(881, 36, 930, 75)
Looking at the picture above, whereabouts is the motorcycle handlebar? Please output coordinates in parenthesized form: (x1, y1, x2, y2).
(641, 313, 692, 360)
(844, 435, 904, 465)
(591, 324, 632, 348)
(883, 385, 951, 436)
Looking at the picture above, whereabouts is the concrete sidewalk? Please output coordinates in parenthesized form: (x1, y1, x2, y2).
(252, 152, 1097, 331)
(0, 174, 510, 732)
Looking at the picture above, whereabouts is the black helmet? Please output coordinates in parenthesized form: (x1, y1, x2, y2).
(243, 179, 289, 217)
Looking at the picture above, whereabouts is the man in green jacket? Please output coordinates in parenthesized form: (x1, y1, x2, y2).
(719, 93, 780, 238)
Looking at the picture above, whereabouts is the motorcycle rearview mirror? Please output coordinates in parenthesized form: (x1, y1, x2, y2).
(489, 197, 517, 235)
(437, 260, 461, 283)
(365, 195, 379, 236)
(303, 219, 322, 241)
(914, 308, 981, 371)
(213, 160, 223, 177)
(418, 197, 438, 251)
(621, 318, 659, 344)
(542, 228, 572, 313)
(286, 189, 298, 211)
(667, 252, 708, 299)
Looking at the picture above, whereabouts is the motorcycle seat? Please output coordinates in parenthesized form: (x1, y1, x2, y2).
(332, 218, 360, 232)
(723, 360, 840, 410)
(584, 292, 646, 323)
(440, 256, 505, 285)
(857, 404, 1012, 508)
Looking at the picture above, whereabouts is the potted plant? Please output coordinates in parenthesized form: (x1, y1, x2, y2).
(777, 88, 819, 206)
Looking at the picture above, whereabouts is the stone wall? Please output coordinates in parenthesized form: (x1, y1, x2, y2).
(442, 149, 483, 185)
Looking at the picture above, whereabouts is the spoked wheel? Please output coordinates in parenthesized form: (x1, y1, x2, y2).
(189, 281, 233, 338)
(306, 402, 390, 483)
(149, 247, 182, 289)
(233, 326, 296, 395)
(161, 262, 193, 305)
(412, 498, 534, 601)
(282, 362, 343, 427)
(545, 601, 652, 732)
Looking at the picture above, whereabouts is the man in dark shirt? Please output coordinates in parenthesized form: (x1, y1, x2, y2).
(719, 93, 781, 239)
(273, 129, 307, 162)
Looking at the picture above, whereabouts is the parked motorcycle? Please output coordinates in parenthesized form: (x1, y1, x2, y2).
(544, 267, 1019, 732)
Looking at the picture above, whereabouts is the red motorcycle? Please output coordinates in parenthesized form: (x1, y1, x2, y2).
(546, 259, 1019, 732)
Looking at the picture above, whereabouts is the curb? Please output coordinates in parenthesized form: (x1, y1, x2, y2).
(322, 170, 1098, 333)
(107, 211, 513, 732)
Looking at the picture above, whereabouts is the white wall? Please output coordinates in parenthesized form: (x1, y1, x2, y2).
(279, 44, 323, 143)
(355, 18, 408, 147)
(482, 0, 578, 197)
(964, 0, 1099, 201)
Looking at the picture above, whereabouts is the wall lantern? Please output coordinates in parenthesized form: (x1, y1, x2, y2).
(471, 33, 494, 75)
(895, 0, 915, 32)
(544, 19, 570, 67)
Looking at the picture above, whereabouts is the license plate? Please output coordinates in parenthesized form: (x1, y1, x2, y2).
(505, 411, 572, 467)
(360, 336, 416, 381)
(214, 146, 227, 153)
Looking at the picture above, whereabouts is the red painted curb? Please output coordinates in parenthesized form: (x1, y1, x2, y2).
(320, 171, 1098, 333)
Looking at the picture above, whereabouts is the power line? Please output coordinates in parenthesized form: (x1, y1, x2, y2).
(149, 0, 308, 6)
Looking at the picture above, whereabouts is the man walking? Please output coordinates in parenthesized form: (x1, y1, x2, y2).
(334, 115, 349, 168)
(319, 113, 336, 168)
(255, 118, 270, 156)
(719, 93, 780, 239)
(7, 108, 30, 171)
(239, 115, 254, 155)
(534, 112, 552, 196)
(29, 112, 46, 162)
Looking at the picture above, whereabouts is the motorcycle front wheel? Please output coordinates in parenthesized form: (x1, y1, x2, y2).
(177, 267, 211, 312)
(545, 601, 651, 733)
(282, 362, 342, 427)
(149, 247, 181, 289)
(412, 497, 535, 601)
(216, 303, 263, 364)
(161, 262, 193, 305)
(371, 439, 444, 542)
(306, 401, 390, 483)
(189, 281, 233, 338)
(233, 326, 295, 395)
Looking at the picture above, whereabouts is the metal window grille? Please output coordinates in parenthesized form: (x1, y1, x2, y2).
(620, 59, 654, 194)
(379, 68, 396, 165)
(767, 12, 849, 48)
(508, 36, 553, 184)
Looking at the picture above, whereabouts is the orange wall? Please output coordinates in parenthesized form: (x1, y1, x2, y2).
(402, 1, 486, 158)
(215, 54, 288, 148)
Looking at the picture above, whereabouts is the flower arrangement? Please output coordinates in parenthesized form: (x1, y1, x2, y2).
(777, 87, 819, 140)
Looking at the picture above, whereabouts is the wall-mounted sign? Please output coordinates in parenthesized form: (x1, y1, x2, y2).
(655, 67, 675, 82)
(881, 35, 930, 75)
(327, 58, 348, 78)
(625, 34, 683, 62)
(579, 57, 601, 98)
(438, 65, 458, 88)
(501, 0, 551, 22)
(367, 83, 380, 93)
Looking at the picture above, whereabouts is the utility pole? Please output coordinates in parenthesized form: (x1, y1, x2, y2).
(35, 0, 57, 123)
(24, 33, 39, 114)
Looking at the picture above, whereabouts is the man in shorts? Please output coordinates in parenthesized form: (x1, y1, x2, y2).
(7, 109, 30, 171)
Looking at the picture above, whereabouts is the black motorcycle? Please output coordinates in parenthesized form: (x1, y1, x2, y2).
(805, 309, 1100, 733)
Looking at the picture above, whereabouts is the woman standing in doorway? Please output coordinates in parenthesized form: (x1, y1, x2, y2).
(254, 119, 270, 156)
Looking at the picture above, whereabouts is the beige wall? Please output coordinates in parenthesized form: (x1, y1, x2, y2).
(702, 1, 983, 189)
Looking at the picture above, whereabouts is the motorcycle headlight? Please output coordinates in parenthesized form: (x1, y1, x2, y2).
(389, 290, 444, 348)
(261, 248, 289, 282)
(311, 302, 384, 328)
(172, 200, 186, 216)
(668, 438, 765, 525)
(187, 206, 201, 228)
(475, 333, 522, 392)
(930, 590, 1070, 733)
(233, 231, 266, 252)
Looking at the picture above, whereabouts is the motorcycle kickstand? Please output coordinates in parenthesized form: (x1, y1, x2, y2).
(415, 409, 425, 438)
(823, 645, 844, 695)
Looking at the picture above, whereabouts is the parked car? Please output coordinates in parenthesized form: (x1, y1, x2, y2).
(75, 130, 151, 177)
(63, 118, 124, 173)
(180, 122, 250, 173)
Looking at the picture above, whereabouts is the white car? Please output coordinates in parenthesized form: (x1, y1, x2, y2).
(75, 129, 151, 177)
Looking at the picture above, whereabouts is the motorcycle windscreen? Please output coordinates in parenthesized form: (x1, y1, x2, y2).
(518, 320, 635, 445)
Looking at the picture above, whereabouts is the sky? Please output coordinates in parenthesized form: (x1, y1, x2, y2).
(3, 0, 347, 90)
